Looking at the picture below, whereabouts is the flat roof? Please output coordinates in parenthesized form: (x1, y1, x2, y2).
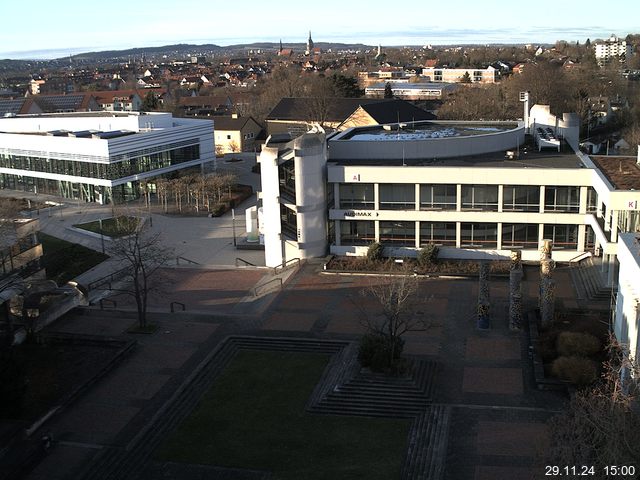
(329, 137, 585, 169)
(341, 122, 518, 141)
(591, 156, 640, 190)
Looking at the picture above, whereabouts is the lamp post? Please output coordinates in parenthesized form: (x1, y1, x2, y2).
(99, 218, 105, 254)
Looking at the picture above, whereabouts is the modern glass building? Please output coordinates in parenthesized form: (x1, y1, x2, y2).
(0, 112, 215, 203)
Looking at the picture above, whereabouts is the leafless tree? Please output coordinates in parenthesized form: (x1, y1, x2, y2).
(107, 216, 173, 328)
(539, 334, 640, 476)
(355, 270, 434, 368)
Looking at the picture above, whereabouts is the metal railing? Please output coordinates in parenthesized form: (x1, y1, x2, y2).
(88, 267, 129, 291)
(273, 257, 300, 275)
(254, 277, 283, 297)
(176, 256, 200, 266)
(235, 257, 257, 267)
(170, 301, 185, 313)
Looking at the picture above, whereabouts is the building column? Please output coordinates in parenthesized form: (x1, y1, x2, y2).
(611, 210, 619, 243)
(577, 224, 586, 252)
(497, 185, 504, 213)
(374, 183, 380, 210)
(334, 183, 340, 209)
(496, 223, 503, 250)
(456, 184, 462, 211)
(456, 222, 461, 248)
(415, 221, 420, 249)
(539, 186, 545, 213)
(375, 220, 380, 243)
(335, 220, 341, 247)
(415, 184, 420, 211)
(579, 186, 588, 214)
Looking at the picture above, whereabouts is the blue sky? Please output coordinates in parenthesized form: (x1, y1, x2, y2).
(2, 0, 637, 59)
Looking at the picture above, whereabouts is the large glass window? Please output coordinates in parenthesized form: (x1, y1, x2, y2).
(461, 223, 498, 248)
(379, 221, 415, 247)
(0, 143, 200, 181)
(339, 220, 375, 246)
(503, 185, 540, 212)
(543, 224, 578, 249)
(461, 185, 498, 211)
(280, 204, 297, 240)
(502, 224, 539, 249)
(420, 222, 456, 246)
(278, 159, 296, 201)
(544, 186, 580, 213)
(379, 184, 415, 210)
(339, 183, 374, 209)
(420, 184, 456, 210)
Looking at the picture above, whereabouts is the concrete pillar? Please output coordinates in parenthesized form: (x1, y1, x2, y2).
(497, 185, 504, 213)
(415, 184, 420, 211)
(415, 221, 420, 249)
(456, 184, 462, 211)
(577, 224, 586, 253)
(374, 183, 380, 210)
(539, 186, 546, 213)
(496, 223, 503, 250)
(456, 222, 461, 248)
(579, 186, 588, 215)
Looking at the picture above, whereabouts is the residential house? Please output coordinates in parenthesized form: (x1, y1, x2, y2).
(177, 95, 234, 117)
(213, 114, 263, 154)
(422, 66, 498, 84)
(93, 90, 143, 112)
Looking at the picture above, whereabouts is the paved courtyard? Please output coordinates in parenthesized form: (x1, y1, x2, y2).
(13, 256, 588, 480)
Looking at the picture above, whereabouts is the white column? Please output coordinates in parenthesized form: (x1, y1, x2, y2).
(456, 184, 462, 211)
(497, 223, 503, 250)
(497, 185, 504, 213)
(415, 184, 420, 211)
(579, 186, 588, 214)
(456, 222, 461, 248)
(577, 224, 586, 252)
(415, 221, 420, 249)
(539, 186, 545, 213)
(374, 183, 380, 210)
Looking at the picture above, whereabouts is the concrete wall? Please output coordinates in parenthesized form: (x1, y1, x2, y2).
(615, 233, 640, 364)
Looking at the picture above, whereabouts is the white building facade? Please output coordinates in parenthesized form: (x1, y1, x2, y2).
(258, 107, 640, 282)
(0, 112, 215, 203)
(614, 233, 640, 376)
(594, 35, 633, 64)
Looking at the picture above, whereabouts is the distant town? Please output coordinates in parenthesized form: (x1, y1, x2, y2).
(1, 30, 640, 480)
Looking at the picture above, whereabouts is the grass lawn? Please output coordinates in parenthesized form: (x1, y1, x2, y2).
(156, 350, 410, 480)
(40, 232, 109, 284)
(73, 216, 139, 238)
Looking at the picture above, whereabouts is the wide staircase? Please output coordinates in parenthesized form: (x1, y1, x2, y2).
(570, 256, 615, 302)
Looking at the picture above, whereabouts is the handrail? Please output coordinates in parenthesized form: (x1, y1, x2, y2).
(235, 257, 257, 267)
(254, 277, 283, 297)
(273, 257, 301, 275)
(99, 298, 117, 310)
(176, 256, 200, 266)
(88, 267, 129, 291)
(170, 301, 185, 313)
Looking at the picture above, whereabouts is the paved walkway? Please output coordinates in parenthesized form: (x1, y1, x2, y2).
(17, 260, 577, 480)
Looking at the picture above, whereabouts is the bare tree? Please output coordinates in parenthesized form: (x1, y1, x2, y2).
(107, 216, 173, 329)
(355, 271, 433, 369)
(540, 334, 640, 475)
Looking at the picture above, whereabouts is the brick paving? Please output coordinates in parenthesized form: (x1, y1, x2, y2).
(19, 260, 579, 480)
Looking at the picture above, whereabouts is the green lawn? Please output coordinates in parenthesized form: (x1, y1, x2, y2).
(73, 216, 139, 238)
(40, 232, 109, 284)
(156, 350, 410, 480)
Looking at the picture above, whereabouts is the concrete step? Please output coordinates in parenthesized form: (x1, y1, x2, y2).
(401, 405, 450, 480)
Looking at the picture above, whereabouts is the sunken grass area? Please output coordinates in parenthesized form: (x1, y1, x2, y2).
(40, 232, 109, 284)
(156, 350, 410, 480)
(73, 215, 139, 238)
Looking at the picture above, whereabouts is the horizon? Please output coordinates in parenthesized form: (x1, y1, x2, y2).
(2, 0, 638, 60)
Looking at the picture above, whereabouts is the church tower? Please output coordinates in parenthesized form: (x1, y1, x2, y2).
(306, 31, 314, 56)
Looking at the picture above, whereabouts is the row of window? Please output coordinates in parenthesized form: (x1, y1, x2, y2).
(338, 220, 580, 250)
(0, 144, 200, 181)
(338, 183, 597, 213)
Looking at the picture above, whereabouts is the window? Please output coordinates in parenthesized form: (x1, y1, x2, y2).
(420, 184, 456, 210)
(340, 220, 375, 246)
(379, 184, 415, 210)
(586, 187, 598, 214)
(461, 223, 498, 248)
(278, 159, 296, 201)
(544, 186, 580, 212)
(502, 224, 539, 249)
(280, 204, 297, 240)
(420, 222, 456, 246)
(379, 221, 415, 247)
(503, 185, 540, 212)
(461, 185, 498, 211)
(339, 183, 374, 209)
(226, 134, 232, 140)
(543, 224, 578, 249)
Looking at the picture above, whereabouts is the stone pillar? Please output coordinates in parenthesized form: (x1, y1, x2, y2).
(539, 240, 555, 328)
(509, 250, 523, 330)
(477, 262, 490, 329)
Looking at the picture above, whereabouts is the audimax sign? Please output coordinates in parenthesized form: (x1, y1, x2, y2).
(344, 211, 379, 217)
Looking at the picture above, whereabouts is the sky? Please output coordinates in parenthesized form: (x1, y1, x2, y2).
(1, 0, 638, 59)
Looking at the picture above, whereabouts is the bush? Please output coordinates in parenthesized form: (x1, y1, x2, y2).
(358, 333, 404, 373)
(551, 356, 598, 385)
(366, 242, 384, 262)
(417, 244, 439, 267)
(556, 331, 602, 357)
